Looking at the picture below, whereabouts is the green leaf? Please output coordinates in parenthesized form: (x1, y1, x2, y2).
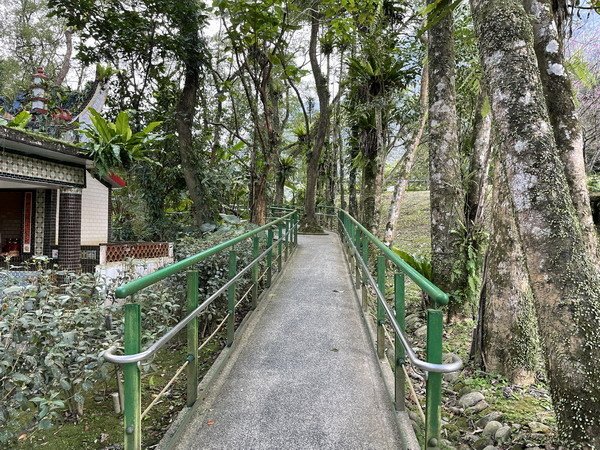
(73, 393, 85, 405)
(114, 111, 131, 139)
(142, 121, 163, 135)
(418, 0, 463, 38)
(12, 373, 30, 383)
(38, 418, 53, 430)
(87, 107, 113, 143)
(7, 111, 32, 129)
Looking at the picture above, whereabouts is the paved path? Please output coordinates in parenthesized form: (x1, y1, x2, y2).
(173, 234, 404, 449)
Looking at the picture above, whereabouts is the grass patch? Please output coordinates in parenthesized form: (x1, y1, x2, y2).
(386, 190, 431, 257)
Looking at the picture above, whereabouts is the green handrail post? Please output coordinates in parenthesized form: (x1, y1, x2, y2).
(354, 231, 361, 290)
(376, 255, 386, 359)
(294, 212, 298, 245)
(277, 222, 283, 272)
(186, 270, 199, 407)
(251, 236, 259, 308)
(361, 235, 369, 311)
(425, 309, 443, 448)
(267, 228, 273, 288)
(394, 272, 406, 411)
(123, 303, 141, 450)
(227, 251, 237, 347)
(284, 219, 289, 261)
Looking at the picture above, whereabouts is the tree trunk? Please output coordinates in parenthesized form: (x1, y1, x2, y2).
(465, 90, 492, 230)
(55, 29, 72, 86)
(524, 0, 598, 259)
(385, 63, 429, 246)
(471, 0, 600, 444)
(463, 89, 493, 310)
(372, 106, 386, 233)
(303, 4, 331, 229)
(275, 157, 285, 206)
(427, 0, 467, 312)
(335, 111, 346, 210)
(176, 64, 210, 227)
(360, 126, 379, 232)
(328, 141, 336, 206)
(472, 159, 539, 385)
(348, 132, 359, 217)
(251, 173, 268, 225)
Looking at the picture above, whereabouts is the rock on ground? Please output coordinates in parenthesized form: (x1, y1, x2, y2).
(458, 391, 485, 408)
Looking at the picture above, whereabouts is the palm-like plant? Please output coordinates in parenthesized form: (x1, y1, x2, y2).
(80, 108, 162, 176)
(347, 52, 412, 98)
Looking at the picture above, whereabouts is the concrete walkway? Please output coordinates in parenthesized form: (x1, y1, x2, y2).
(173, 234, 405, 449)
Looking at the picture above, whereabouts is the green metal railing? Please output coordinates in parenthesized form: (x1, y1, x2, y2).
(103, 210, 299, 450)
(337, 210, 461, 449)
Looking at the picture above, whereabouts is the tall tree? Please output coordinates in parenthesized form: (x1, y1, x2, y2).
(471, 0, 600, 444)
(427, 0, 467, 312)
(384, 62, 428, 245)
(172, 2, 214, 226)
(49, 0, 218, 226)
(303, 1, 332, 230)
(219, 0, 292, 224)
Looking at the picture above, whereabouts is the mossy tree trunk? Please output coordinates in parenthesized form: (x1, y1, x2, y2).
(275, 159, 285, 206)
(348, 129, 360, 217)
(360, 125, 380, 232)
(427, 0, 467, 314)
(471, 0, 600, 444)
(524, 0, 598, 259)
(175, 10, 215, 227)
(472, 159, 539, 385)
(464, 90, 492, 236)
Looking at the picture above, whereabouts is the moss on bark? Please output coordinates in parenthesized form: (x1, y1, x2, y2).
(471, 0, 600, 444)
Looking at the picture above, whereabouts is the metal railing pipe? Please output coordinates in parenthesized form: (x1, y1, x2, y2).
(339, 210, 449, 306)
(114, 211, 296, 299)
(340, 218, 462, 374)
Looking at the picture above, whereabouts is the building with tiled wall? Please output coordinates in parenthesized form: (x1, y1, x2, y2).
(0, 125, 123, 272)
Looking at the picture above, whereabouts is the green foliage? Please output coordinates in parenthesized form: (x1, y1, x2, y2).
(0, 271, 118, 443)
(566, 50, 598, 89)
(95, 63, 119, 82)
(0, 267, 182, 445)
(392, 248, 433, 281)
(418, 0, 463, 37)
(80, 108, 163, 176)
(588, 174, 600, 192)
(0, 0, 68, 97)
(0, 110, 32, 129)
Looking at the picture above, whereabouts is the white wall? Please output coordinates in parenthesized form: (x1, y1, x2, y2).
(81, 171, 109, 245)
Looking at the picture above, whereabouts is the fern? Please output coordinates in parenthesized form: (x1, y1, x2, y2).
(391, 248, 433, 281)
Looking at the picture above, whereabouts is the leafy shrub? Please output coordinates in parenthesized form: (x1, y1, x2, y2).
(0, 226, 257, 444)
(0, 269, 181, 444)
(173, 226, 256, 334)
(0, 271, 119, 442)
(392, 248, 432, 281)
